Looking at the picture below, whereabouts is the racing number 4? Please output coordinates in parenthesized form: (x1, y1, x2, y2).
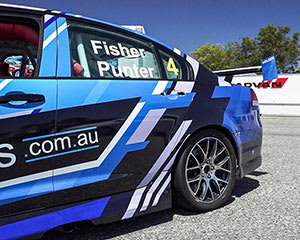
(167, 58, 179, 76)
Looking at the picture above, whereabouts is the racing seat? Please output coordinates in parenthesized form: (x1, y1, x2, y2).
(0, 23, 39, 47)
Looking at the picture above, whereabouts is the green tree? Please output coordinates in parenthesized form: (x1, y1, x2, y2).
(226, 37, 260, 68)
(190, 43, 232, 71)
(191, 24, 300, 73)
(256, 25, 299, 72)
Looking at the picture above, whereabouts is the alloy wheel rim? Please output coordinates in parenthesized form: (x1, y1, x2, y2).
(185, 137, 232, 203)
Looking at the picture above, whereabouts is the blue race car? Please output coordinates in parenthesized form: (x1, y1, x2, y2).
(0, 3, 262, 239)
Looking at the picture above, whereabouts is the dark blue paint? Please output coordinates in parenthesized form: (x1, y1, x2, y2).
(0, 197, 110, 239)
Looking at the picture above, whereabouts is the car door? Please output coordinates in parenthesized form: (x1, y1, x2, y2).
(0, 13, 57, 217)
(53, 18, 195, 205)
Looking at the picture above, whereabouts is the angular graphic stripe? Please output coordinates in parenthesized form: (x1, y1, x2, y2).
(122, 186, 146, 220)
(127, 108, 166, 145)
(218, 77, 231, 86)
(152, 81, 169, 95)
(0, 110, 34, 120)
(139, 134, 191, 211)
(138, 120, 192, 188)
(0, 171, 52, 189)
(164, 134, 190, 171)
(44, 15, 57, 28)
(140, 171, 168, 212)
(0, 102, 144, 190)
(0, 79, 12, 91)
(186, 55, 199, 79)
(0, 177, 52, 206)
(152, 174, 171, 206)
(44, 14, 53, 23)
(43, 22, 67, 49)
(54, 102, 145, 176)
(171, 81, 195, 94)
(43, 29, 57, 49)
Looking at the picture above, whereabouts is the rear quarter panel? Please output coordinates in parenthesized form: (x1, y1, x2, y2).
(184, 63, 262, 177)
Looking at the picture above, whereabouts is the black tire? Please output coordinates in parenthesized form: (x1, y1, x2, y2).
(174, 129, 237, 212)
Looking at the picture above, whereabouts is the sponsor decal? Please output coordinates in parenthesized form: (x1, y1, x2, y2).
(90, 39, 180, 78)
(91, 40, 156, 78)
(0, 143, 16, 168)
(236, 78, 288, 89)
(0, 126, 99, 168)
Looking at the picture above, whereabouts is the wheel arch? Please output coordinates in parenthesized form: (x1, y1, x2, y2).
(171, 124, 239, 179)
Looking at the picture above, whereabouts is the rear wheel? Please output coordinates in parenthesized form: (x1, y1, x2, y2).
(174, 129, 236, 211)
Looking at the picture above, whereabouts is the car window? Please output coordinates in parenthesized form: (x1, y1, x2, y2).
(67, 21, 161, 79)
(0, 18, 39, 78)
(158, 49, 188, 80)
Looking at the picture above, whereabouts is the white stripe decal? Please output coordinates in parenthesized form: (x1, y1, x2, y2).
(0, 102, 145, 189)
(163, 134, 190, 171)
(122, 186, 146, 220)
(0, 110, 34, 120)
(152, 174, 171, 206)
(43, 22, 68, 49)
(218, 77, 231, 86)
(186, 55, 199, 79)
(152, 81, 168, 95)
(139, 134, 191, 209)
(174, 48, 181, 55)
(0, 79, 12, 91)
(0, 3, 47, 11)
(171, 81, 195, 94)
(54, 102, 145, 176)
(51, 10, 62, 14)
(127, 108, 166, 145)
(0, 171, 52, 189)
(44, 14, 53, 23)
(138, 120, 192, 188)
(43, 29, 57, 49)
(140, 171, 167, 212)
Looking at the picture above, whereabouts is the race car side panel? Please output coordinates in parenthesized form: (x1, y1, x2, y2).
(184, 57, 262, 178)
(0, 14, 59, 217)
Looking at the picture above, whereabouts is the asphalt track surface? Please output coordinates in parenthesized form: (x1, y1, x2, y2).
(43, 118, 300, 240)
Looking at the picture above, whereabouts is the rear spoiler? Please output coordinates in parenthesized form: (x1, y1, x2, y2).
(213, 66, 262, 83)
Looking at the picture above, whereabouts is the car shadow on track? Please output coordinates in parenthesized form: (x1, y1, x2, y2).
(42, 171, 265, 240)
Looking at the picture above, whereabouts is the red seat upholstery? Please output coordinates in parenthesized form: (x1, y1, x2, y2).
(0, 23, 39, 46)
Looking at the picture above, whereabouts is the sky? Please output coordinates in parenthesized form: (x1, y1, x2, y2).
(1, 0, 300, 54)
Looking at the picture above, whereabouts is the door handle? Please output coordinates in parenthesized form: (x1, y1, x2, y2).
(0, 94, 45, 103)
(176, 91, 186, 96)
(160, 91, 186, 96)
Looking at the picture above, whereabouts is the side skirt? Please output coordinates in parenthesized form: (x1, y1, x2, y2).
(0, 180, 172, 240)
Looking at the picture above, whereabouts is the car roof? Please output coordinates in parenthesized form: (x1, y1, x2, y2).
(0, 3, 184, 56)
